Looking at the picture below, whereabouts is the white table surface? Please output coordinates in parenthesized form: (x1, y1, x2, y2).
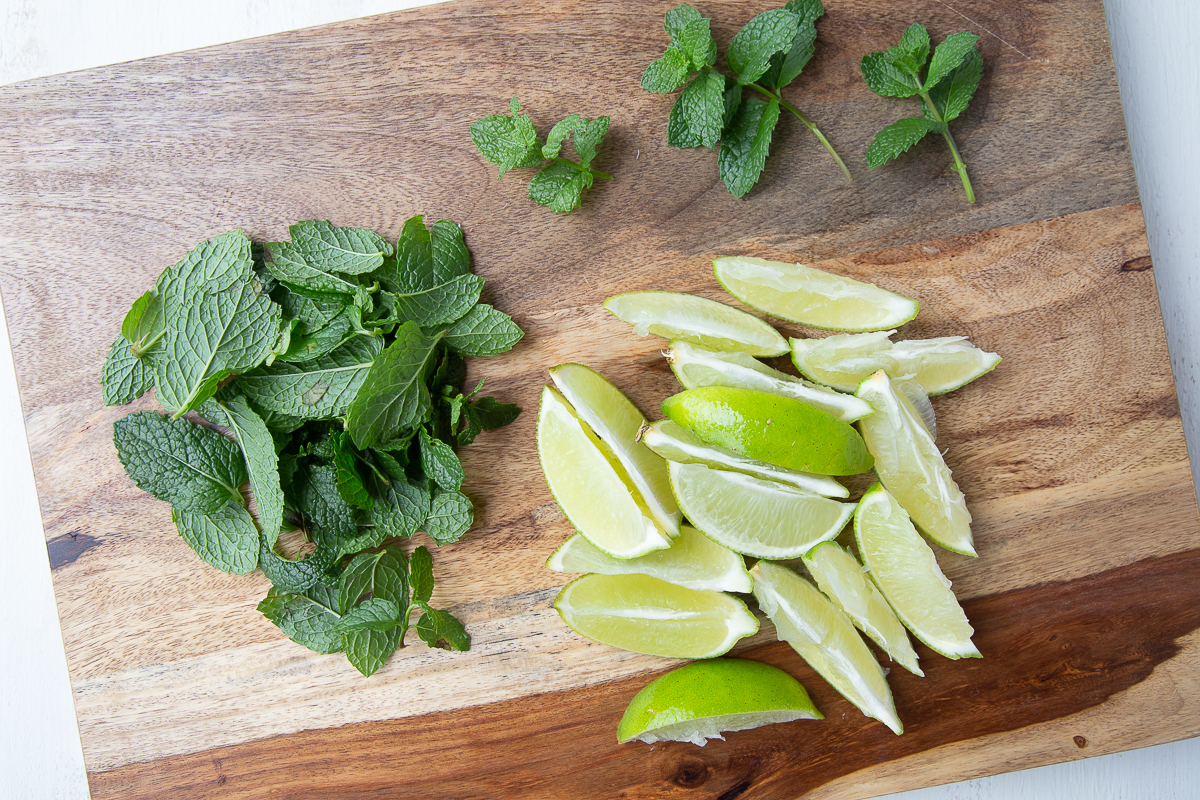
(2, 2, 1197, 798)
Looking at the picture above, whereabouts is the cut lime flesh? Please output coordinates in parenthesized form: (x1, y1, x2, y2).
(547, 526, 753, 594)
(855, 371, 974, 555)
(554, 573, 758, 659)
(667, 340, 873, 423)
(669, 462, 852, 559)
(550, 363, 681, 539)
(714, 256, 918, 332)
(803, 541, 923, 676)
(618, 658, 822, 745)
(855, 484, 980, 660)
(537, 386, 671, 558)
(603, 291, 788, 357)
(751, 560, 903, 734)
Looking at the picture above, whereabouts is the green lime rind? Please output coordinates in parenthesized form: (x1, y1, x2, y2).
(603, 291, 789, 357)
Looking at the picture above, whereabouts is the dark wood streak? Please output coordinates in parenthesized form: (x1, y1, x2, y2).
(46, 532, 101, 570)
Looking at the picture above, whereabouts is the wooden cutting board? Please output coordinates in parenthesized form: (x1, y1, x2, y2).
(2, 0, 1198, 797)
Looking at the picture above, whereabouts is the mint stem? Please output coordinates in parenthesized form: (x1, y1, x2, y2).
(918, 90, 975, 203)
(551, 156, 614, 181)
(748, 83, 851, 182)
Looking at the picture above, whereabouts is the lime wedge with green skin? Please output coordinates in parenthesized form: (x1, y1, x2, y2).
(554, 573, 759, 659)
(714, 256, 918, 332)
(802, 541, 923, 676)
(537, 386, 672, 558)
(603, 291, 789, 357)
(641, 419, 849, 498)
(667, 340, 873, 423)
(617, 658, 822, 745)
(547, 525, 752, 593)
(669, 462, 852, 559)
(751, 560, 903, 734)
(550, 363, 681, 539)
(791, 331, 1001, 395)
(855, 484, 981, 660)
(662, 386, 873, 476)
(855, 371, 974, 555)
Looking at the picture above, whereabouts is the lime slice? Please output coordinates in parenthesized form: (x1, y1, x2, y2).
(669, 462, 852, 559)
(855, 484, 981, 659)
(662, 386, 873, 476)
(617, 658, 822, 745)
(550, 363, 681, 539)
(802, 541, 923, 676)
(714, 256, 918, 332)
(666, 340, 873, 423)
(641, 419, 849, 498)
(537, 386, 672, 558)
(751, 560, 902, 734)
(547, 526, 753, 593)
(855, 371, 974, 555)
(554, 573, 758, 659)
(603, 291, 789, 357)
(791, 331, 1001, 395)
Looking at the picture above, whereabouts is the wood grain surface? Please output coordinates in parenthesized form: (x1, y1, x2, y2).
(0, 0, 1196, 797)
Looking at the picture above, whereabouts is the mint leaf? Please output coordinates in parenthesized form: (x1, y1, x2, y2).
(923, 31, 979, 91)
(419, 429, 464, 492)
(263, 241, 360, 298)
(665, 4, 703, 38)
(409, 546, 434, 605)
(722, 78, 743, 129)
(101, 337, 154, 406)
(276, 305, 358, 364)
(366, 478, 430, 540)
(121, 289, 165, 357)
(240, 336, 383, 420)
(423, 489, 473, 544)
(430, 220, 471, 285)
(726, 8, 801, 86)
(760, 0, 824, 89)
(641, 45, 693, 93)
(342, 626, 402, 676)
(416, 607, 470, 651)
(331, 431, 373, 511)
(676, 17, 717, 70)
(335, 598, 401, 632)
(469, 98, 544, 177)
(887, 22, 930, 76)
(381, 273, 483, 327)
(286, 220, 393, 276)
(667, 69, 726, 149)
(444, 304, 524, 357)
(338, 546, 410, 613)
(528, 161, 592, 215)
(458, 396, 521, 447)
(259, 583, 343, 654)
(925, 47, 983, 123)
(346, 322, 444, 448)
(259, 535, 340, 593)
(172, 500, 259, 574)
(567, 117, 609, 171)
(860, 52, 922, 98)
(867, 116, 937, 168)
(113, 411, 246, 513)
(379, 216, 472, 296)
(209, 395, 285, 547)
(718, 96, 781, 198)
(298, 463, 360, 549)
(542, 115, 586, 160)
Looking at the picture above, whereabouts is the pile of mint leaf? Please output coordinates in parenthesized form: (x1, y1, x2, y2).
(101, 216, 523, 676)
(642, 1, 849, 198)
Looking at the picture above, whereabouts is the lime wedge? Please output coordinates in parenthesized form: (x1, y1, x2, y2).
(550, 363, 681, 539)
(855, 484, 981, 660)
(791, 331, 1001, 395)
(617, 658, 822, 745)
(662, 386, 873, 476)
(537, 386, 672, 558)
(751, 560, 902, 734)
(714, 256, 918, 332)
(802, 541, 923, 676)
(554, 573, 758, 659)
(855, 371, 974, 555)
(603, 291, 789, 357)
(547, 526, 753, 593)
(641, 419, 849, 498)
(669, 462, 852, 559)
(666, 340, 873, 422)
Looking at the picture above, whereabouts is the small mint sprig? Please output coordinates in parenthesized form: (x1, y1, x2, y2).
(470, 97, 613, 214)
(861, 23, 983, 203)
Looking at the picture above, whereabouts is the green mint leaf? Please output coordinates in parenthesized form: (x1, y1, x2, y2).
(448, 394, 466, 430)
(761, 0, 823, 89)
(785, 0, 825, 25)
(721, 78, 744, 129)
(366, 477, 431, 540)
(332, 431, 373, 511)
(121, 289, 165, 357)
(381, 273, 483, 327)
(469, 98, 544, 177)
(429, 220, 472, 286)
(542, 114, 586, 160)
(341, 626, 403, 676)
(416, 607, 470, 651)
(379, 216, 472, 296)
(664, 4, 703, 39)
(409, 546, 434, 605)
(209, 395, 286, 547)
(666, 69, 726, 149)
(718, 96, 781, 198)
(430, 347, 467, 398)
(886, 22, 930, 76)
(527, 161, 592, 215)
(346, 322, 444, 448)
(423, 489, 473, 544)
(286, 220, 393, 276)
(726, 8, 801, 85)
(570, 117, 609, 171)
(676, 17, 717, 70)
(259, 535, 340, 594)
(338, 546, 409, 615)
(923, 31, 979, 92)
(258, 584, 343, 655)
(335, 598, 401, 632)
(276, 305, 359, 364)
(641, 45, 693, 93)
(171, 500, 259, 575)
(469, 396, 521, 432)
(101, 337, 154, 406)
(860, 51, 922, 98)
(263, 241, 360, 298)
(298, 463, 360, 550)
(925, 47, 983, 122)
(866, 116, 937, 168)
(444, 304, 524, 357)
(113, 410, 246, 513)
(419, 429, 464, 492)
(239, 336, 383, 420)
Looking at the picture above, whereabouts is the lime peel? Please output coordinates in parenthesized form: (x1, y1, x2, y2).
(603, 291, 789, 357)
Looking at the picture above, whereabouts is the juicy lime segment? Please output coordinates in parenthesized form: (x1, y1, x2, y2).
(550, 363, 681, 539)
(855, 371, 974, 555)
(669, 462, 852, 559)
(855, 484, 980, 660)
(751, 560, 903, 734)
(554, 573, 759, 659)
(791, 331, 1001, 395)
(603, 292, 789, 357)
(662, 386, 874, 476)
(547, 525, 753, 594)
(667, 340, 873, 422)
(714, 256, 918, 332)
(617, 658, 822, 745)
(537, 386, 671, 558)
(802, 541, 922, 676)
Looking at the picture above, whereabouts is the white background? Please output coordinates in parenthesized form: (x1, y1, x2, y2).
(1, 1, 1197, 798)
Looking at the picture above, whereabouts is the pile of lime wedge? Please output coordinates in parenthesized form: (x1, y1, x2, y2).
(538, 255, 1000, 745)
